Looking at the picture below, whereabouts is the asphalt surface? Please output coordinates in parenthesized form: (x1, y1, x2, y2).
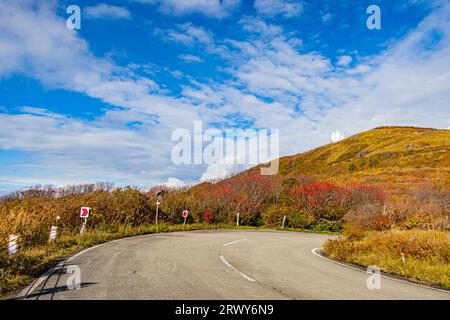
(17, 230, 450, 300)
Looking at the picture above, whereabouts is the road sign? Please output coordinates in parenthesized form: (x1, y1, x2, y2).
(80, 207, 90, 218)
(156, 189, 165, 201)
(182, 210, 189, 226)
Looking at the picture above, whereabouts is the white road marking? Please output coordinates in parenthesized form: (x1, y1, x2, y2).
(20, 260, 65, 298)
(19, 234, 170, 299)
(223, 238, 248, 247)
(311, 248, 450, 294)
(219, 255, 256, 282)
(19, 241, 111, 299)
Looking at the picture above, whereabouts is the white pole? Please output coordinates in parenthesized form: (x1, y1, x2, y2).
(8, 234, 19, 257)
(236, 212, 240, 227)
(282, 215, 286, 228)
(155, 200, 160, 225)
(49, 226, 58, 242)
(80, 218, 87, 235)
(183, 216, 186, 226)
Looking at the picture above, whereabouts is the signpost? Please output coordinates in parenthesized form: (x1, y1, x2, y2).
(80, 207, 90, 235)
(282, 215, 286, 229)
(80, 207, 90, 218)
(236, 212, 240, 227)
(8, 234, 19, 257)
(80, 223, 86, 235)
(156, 199, 160, 225)
(182, 210, 189, 226)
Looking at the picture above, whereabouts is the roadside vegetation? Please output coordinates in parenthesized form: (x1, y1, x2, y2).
(323, 185, 449, 288)
(323, 229, 450, 288)
(1, 126, 448, 294)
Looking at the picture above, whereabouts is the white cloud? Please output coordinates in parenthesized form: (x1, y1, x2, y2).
(158, 23, 231, 59)
(336, 55, 352, 66)
(254, 0, 303, 18)
(239, 10, 450, 134)
(322, 13, 332, 23)
(0, 110, 153, 185)
(85, 4, 132, 20)
(132, 0, 239, 18)
(170, 23, 214, 46)
(200, 163, 238, 181)
(0, 1, 206, 189)
(178, 54, 203, 63)
(164, 177, 185, 188)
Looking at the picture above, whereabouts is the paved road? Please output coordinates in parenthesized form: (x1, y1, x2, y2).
(18, 230, 450, 300)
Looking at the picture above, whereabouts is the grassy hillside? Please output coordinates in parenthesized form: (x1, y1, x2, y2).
(253, 126, 450, 194)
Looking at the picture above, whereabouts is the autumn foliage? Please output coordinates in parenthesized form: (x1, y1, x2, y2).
(0, 170, 447, 255)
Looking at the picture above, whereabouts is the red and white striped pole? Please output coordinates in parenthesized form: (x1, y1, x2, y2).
(8, 234, 19, 257)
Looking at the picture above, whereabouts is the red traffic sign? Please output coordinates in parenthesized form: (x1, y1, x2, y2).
(80, 207, 91, 218)
(182, 210, 189, 218)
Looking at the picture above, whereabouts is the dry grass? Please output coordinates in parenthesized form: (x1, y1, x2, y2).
(323, 229, 450, 288)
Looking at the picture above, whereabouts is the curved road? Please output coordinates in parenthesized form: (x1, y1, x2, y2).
(18, 230, 450, 300)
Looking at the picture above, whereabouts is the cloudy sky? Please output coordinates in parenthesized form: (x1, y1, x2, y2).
(0, 0, 449, 193)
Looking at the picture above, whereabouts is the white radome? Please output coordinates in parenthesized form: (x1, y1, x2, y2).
(330, 130, 346, 143)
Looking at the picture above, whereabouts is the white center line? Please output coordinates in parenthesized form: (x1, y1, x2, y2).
(223, 238, 248, 247)
(219, 255, 256, 282)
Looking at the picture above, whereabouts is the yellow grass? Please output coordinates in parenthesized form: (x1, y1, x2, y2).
(323, 229, 450, 288)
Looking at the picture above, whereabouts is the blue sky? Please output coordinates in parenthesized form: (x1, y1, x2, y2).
(0, 0, 449, 193)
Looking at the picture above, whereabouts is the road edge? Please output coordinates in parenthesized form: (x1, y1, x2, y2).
(311, 247, 450, 294)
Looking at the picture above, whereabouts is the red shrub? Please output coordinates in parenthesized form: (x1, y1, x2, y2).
(290, 182, 351, 220)
(347, 183, 385, 205)
(203, 209, 213, 223)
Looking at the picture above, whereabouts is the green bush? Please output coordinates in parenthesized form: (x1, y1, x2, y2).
(310, 219, 343, 232)
(262, 205, 290, 227)
(288, 210, 314, 229)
